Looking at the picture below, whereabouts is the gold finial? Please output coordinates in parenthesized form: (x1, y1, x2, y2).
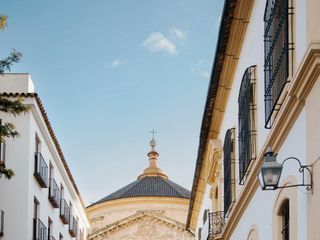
(137, 131, 168, 180)
(149, 129, 157, 150)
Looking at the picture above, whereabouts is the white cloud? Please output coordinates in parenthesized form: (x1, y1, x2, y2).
(192, 59, 211, 79)
(106, 59, 126, 69)
(169, 28, 187, 44)
(142, 32, 177, 55)
(199, 71, 210, 79)
(215, 14, 222, 28)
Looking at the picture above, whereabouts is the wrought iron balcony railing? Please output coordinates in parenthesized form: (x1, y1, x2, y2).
(60, 199, 70, 224)
(69, 215, 78, 237)
(48, 178, 60, 208)
(33, 218, 47, 240)
(208, 211, 225, 238)
(0, 210, 4, 237)
(34, 152, 48, 188)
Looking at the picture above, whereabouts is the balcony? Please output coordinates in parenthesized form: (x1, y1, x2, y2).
(60, 199, 70, 224)
(208, 211, 225, 238)
(69, 215, 78, 237)
(33, 218, 47, 240)
(34, 152, 48, 188)
(48, 178, 60, 208)
(0, 210, 4, 237)
(0, 142, 6, 168)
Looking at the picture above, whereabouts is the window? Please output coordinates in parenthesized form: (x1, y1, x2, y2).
(33, 198, 39, 220)
(281, 200, 289, 240)
(48, 164, 59, 208)
(223, 128, 235, 217)
(0, 120, 6, 167)
(35, 135, 41, 153)
(33, 198, 47, 240)
(264, 0, 293, 128)
(48, 218, 52, 239)
(0, 210, 4, 237)
(59, 189, 70, 224)
(238, 66, 257, 184)
(34, 135, 48, 188)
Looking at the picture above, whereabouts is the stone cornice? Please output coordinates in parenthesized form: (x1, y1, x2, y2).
(88, 211, 193, 239)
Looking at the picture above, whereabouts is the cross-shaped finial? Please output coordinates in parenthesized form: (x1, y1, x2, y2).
(149, 129, 157, 139)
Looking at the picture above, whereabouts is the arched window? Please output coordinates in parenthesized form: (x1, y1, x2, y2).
(238, 66, 257, 184)
(223, 128, 235, 217)
(272, 176, 297, 240)
(247, 224, 259, 240)
(264, 0, 293, 128)
(280, 200, 290, 240)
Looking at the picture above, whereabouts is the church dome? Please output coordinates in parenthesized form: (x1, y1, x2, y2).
(92, 137, 191, 205)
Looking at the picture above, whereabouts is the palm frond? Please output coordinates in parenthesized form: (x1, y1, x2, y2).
(0, 15, 8, 30)
(0, 97, 29, 116)
(0, 167, 14, 179)
(0, 50, 23, 74)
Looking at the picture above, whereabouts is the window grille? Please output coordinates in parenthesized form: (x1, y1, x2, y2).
(264, 0, 293, 128)
(238, 66, 257, 184)
(223, 128, 235, 217)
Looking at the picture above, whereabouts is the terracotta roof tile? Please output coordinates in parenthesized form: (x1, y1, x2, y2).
(0, 92, 86, 210)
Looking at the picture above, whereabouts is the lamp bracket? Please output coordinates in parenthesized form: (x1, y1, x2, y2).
(276, 157, 313, 191)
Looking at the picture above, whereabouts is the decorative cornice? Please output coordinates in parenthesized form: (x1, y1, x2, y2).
(187, 0, 254, 230)
(88, 211, 193, 239)
(87, 196, 190, 213)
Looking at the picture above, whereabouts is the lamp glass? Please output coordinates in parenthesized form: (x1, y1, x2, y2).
(259, 159, 283, 190)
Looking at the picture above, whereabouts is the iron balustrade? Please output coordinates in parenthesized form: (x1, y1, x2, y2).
(69, 215, 78, 237)
(59, 199, 70, 224)
(0, 210, 4, 237)
(238, 66, 257, 184)
(34, 152, 48, 188)
(264, 0, 292, 128)
(208, 211, 225, 238)
(48, 178, 60, 208)
(33, 218, 47, 240)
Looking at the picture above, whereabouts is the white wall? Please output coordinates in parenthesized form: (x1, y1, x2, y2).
(197, 0, 311, 238)
(0, 74, 89, 239)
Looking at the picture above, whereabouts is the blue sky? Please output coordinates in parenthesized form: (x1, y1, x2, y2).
(1, 0, 224, 204)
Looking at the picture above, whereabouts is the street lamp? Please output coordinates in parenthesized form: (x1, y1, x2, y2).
(258, 147, 313, 191)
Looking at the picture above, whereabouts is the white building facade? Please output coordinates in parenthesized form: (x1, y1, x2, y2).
(187, 0, 320, 239)
(0, 74, 90, 240)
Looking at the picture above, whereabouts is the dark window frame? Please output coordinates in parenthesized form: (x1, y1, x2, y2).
(223, 128, 236, 217)
(238, 66, 257, 184)
(281, 200, 290, 240)
(0, 210, 4, 237)
(264, 0, 294, 128)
